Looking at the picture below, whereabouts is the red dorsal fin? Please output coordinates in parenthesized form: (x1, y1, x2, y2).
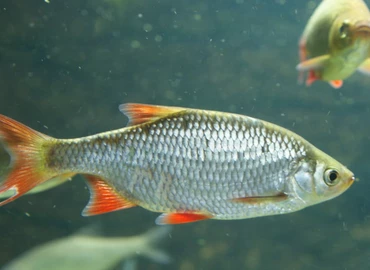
(155, 212, 213, 225)
(231, 192, 288, 204)
(82, 175, 136, 216)
(118, 103, 185, 126)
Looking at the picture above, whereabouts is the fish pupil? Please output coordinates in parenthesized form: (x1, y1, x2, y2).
(339, 21, 350, 38)
(329, 171, 338, 182)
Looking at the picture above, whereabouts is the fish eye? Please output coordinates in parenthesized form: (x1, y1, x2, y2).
(324, 169, 339, 186)
(339, 21, 350, 38)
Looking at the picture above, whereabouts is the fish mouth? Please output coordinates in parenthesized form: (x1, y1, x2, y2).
(354, 21, 370, 38)
(347, 175, 356, 188)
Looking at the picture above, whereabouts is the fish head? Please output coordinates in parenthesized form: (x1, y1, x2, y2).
(330, 18, 370, 52)
(293, 151, 354, 205)
(312, 160, 354, 201)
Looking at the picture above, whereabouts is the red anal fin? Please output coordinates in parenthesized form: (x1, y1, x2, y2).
(155, 212, 213, 225)
(82, 175, 136, 216)
(0, 115, 52, 206)
(118, 103, 185, 126)
(231, 192, 288, 204)
(329, 80, 343, 89)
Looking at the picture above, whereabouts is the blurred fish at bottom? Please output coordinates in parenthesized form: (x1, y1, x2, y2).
(0, 144, 74, 199)
(2, 225, 172, 270)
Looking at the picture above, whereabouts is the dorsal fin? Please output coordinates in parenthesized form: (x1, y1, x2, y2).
(119, 103, 185, 126)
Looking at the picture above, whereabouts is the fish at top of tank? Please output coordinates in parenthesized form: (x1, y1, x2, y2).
(297, 0, 370, 88)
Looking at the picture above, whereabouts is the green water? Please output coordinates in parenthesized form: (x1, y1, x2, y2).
(0, 0, 369, 269)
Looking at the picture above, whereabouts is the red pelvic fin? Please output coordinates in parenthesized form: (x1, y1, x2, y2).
(306, 70, 320, 86)
(231, 192, 288, 204)
(0, 115, 52, 206)
(82, 175, 136, 216)
(329, 80, 343, 89)
(118, 103, 185, 126)
(155, 212, 213, 225)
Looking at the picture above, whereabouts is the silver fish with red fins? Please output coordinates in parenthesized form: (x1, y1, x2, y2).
(0, 104, 355, 225)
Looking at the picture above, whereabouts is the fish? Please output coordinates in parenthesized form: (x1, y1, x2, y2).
(2, 225, 171, 270)
(0, 144, 74, 199)
(0, 103, 355, 225)
(297, 0, 370, 88)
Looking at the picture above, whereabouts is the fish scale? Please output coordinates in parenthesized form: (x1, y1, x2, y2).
(0, 104, 354, 224)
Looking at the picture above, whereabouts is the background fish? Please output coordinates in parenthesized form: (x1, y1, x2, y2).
(2, 225, 171, 270)
(0, 104, 354, 224)
(297, 0, 370, 88)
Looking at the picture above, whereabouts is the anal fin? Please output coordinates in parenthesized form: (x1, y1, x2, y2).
(82, 175, 136, 216)
(155, 212, 213, 225)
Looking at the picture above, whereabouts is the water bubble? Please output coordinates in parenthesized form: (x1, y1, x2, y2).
(193, 14, 202, 21)
(154, 35, 163, 42)
(130, 40, 141, 49)
(143, 23, 153, 32)
(81, 10, 88, 16)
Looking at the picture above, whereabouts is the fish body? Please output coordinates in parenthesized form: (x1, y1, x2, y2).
(297, 0, 370, 88)
(2, 226, 171, 270)
(0, 104, 354, 224)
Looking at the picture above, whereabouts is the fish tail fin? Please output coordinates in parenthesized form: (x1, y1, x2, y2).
(0, 114, 54, 205)
(141, 226, 172, 264)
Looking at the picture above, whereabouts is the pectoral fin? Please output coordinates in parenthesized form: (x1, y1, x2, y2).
(296, 54, 330, 72)
(155, 212, 213, 225)
(231, 192, 288, 204)
(358, 58, 370, 75)
(297, 55, 330, 87)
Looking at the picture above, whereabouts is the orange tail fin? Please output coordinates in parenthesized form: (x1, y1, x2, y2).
(0, 114, 53, 206)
